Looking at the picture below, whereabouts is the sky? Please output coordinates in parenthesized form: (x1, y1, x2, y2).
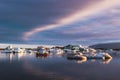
(0, 0, 120, 45)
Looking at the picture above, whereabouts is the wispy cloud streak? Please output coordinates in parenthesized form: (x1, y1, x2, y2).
(23, 0, 120, 40)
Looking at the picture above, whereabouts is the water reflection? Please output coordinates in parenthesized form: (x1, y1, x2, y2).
(67, 58, 87, 64)
(101, 58, 112, 64)
(0, 51, 113, 64)
(0, 51, 120, 80)
(67, 58, 112, 64)
(36, 53, 48, 59)
(0, 51, 35, 63)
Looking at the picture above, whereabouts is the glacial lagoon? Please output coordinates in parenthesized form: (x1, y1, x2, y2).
(0, 52, 120, 80)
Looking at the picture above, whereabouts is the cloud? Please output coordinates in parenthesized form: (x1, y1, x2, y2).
(0, 0, 120, 45)
(25, 4, 120, 45)
(0, 0, 98, 42)
(23, 0, 120, 40)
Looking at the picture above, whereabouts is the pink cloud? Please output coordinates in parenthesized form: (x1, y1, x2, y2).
(23, 0, 120, 41)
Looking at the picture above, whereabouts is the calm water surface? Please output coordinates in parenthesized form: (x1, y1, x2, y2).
(0, 51, 120, 80)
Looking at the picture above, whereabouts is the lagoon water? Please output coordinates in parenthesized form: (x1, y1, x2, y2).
(0, 52, 120, 80)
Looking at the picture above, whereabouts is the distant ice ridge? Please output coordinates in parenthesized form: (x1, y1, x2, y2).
(0, 43, 54, 48)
